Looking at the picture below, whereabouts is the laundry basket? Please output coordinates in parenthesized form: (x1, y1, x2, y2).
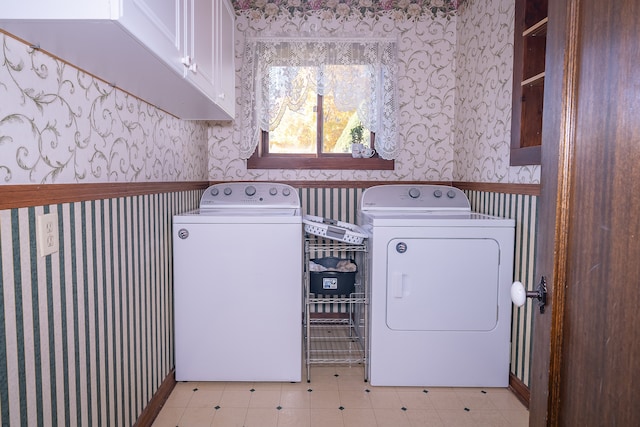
(303, 215, 367, 244)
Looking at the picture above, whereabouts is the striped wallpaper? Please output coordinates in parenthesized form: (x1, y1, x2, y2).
(299, 187, 364, 226)
(0, 185, 536, 427)
(0, 190, 202, 427)
(464, 190, 538, 387)
(300, 187, 366, 315)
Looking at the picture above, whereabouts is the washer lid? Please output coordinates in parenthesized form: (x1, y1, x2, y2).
(196, 208, 300, 217)
(360, 185, 470, 212)
(173, 207, 302, 224)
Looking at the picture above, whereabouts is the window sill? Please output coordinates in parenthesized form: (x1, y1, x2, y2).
(247, 154, 394, 170)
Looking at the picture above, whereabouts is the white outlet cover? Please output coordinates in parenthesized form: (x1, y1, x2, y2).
(36, 212, 59, 257)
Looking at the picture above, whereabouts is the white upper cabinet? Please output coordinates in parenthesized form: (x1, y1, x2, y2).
(183, 0, 235, 118)
(185, 0, 216, 97)
(214, 0, 236, 116)
(119, 0, 185, 77)
(0, 0, 235, 120)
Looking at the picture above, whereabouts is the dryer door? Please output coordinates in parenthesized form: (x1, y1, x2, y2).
(386, 238, 500, 331)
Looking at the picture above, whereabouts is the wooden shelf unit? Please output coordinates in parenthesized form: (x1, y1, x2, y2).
(511, 0, 548, 166)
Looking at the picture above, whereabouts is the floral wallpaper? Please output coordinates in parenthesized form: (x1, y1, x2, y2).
(232, 0, 460, 20)
(0, 34, 208, 185)
(0, 0, 539, 186)
(208, 0, 539, 184)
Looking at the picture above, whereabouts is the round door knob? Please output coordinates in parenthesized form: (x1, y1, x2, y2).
(511, 276, 547, 313)
(511, 281, 527, 307)
(511, 278, 548, 313)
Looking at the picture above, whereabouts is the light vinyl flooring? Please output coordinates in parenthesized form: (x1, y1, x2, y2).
(152, 366, 529, 427)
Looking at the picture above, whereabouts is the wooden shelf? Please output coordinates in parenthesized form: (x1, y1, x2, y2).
(523, 17, 548, 37)
(511, 0, 548, 166)
(522, 72, 545, 86)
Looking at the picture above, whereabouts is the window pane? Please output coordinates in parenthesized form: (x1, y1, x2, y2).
(322, 92, 356, 154)
(268, 66, 317, 154)
(267, 64, 371, 155)
(322, 96, 371, 154)
(322, 64, 372, 153)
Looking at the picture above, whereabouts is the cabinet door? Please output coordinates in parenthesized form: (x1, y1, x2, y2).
(119, 0, 185, 75)
(214, 0, 236, 116)
(0, 0, 113, 19)
(184, 0, 216, 98)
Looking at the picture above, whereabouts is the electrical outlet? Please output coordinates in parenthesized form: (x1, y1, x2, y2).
(37, 212, 59, 257)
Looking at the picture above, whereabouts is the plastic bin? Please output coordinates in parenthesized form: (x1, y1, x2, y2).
(309, 257, 357, 295)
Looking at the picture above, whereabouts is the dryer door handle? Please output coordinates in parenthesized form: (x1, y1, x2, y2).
(392, 272, 406, 298)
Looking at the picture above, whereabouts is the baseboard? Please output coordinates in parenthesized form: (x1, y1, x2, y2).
(509, 372, 530, 409)
(134, 369, 177, 427)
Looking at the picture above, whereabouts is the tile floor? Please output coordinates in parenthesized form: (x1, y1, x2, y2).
(152, 365, 529, 427)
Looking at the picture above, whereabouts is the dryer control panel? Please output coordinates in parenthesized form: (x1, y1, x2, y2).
(360, 185, 470, 211)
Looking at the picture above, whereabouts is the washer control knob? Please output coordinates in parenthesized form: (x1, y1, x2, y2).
(245, 185, 256, 196)
(282, 187, 291, 197)
(433, 189, 442, 198)
(447, 190, 456, 199)
(269, 187, 278, 196)
(223, 187, 232, 196)
(408, 188, 421, 199)
(210, 188, 219, 196)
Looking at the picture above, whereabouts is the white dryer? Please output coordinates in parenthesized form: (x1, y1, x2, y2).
(173, 182, 302, 382)
(359, 185, 515, 387)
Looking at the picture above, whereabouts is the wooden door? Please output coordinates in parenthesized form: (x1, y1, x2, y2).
(530, 0, 640, 425)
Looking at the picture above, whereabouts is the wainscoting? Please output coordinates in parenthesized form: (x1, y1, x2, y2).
(0, 181, 536, 426)
(0, 189, 203, 426)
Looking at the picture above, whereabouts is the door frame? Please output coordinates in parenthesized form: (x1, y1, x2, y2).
(529, 0, 581, 424)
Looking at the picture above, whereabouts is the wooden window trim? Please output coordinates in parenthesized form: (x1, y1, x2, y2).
(247, 152, 394, 170)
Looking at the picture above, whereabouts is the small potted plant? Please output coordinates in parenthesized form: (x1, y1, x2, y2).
(350, 123, 364, 157)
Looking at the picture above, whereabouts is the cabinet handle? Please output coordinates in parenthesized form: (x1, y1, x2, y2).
(181, 56, 192, 67)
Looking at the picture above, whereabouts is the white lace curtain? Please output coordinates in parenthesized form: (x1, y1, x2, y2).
(240, 37, 400, 160)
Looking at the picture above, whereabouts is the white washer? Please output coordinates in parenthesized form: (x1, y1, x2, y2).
(359, 185, 515, 387)
(173, 182, 302, 382)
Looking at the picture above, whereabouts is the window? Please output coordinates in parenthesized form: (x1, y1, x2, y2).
(241, 37, 399, 170)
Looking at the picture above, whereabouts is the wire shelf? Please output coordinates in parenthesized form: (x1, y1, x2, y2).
(306, 324, 365, 365)
(304, 235, 369, 382)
